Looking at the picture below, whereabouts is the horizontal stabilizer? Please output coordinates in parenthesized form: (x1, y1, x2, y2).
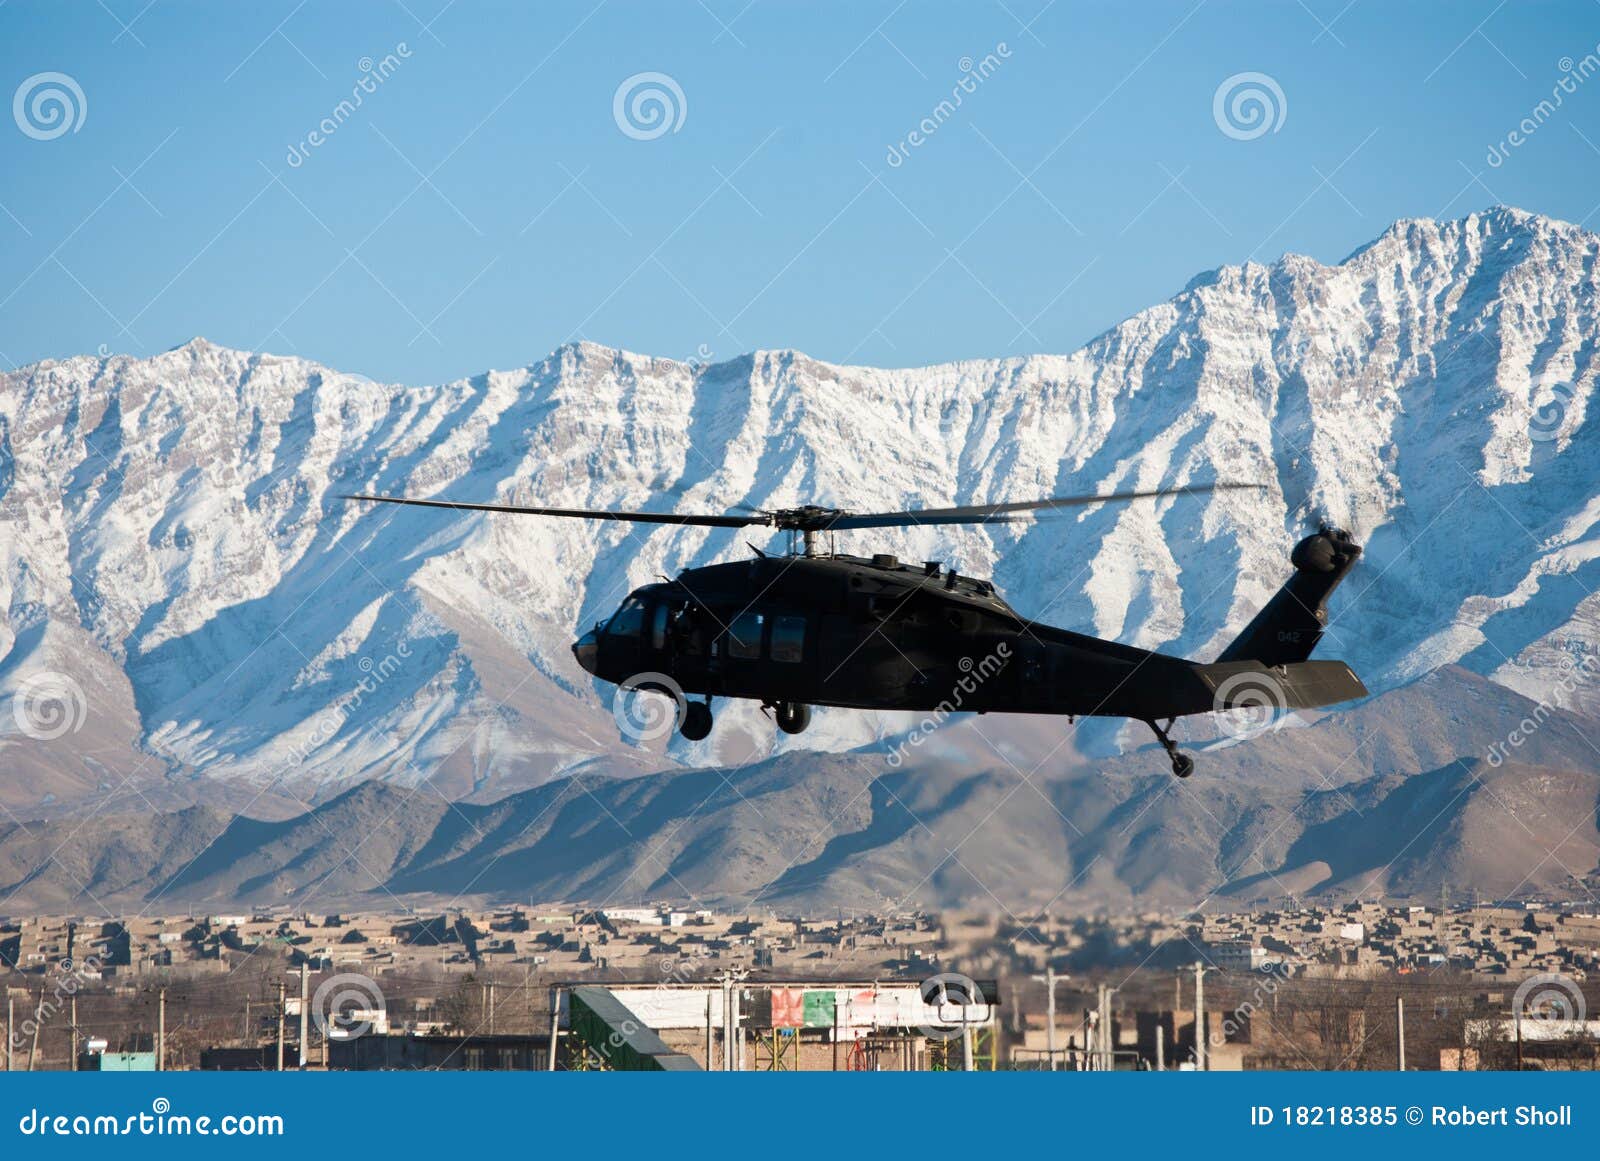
(1192, 659, 1369, 713)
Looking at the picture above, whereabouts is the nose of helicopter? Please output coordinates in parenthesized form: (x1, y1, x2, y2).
(572, 628, 599, 675)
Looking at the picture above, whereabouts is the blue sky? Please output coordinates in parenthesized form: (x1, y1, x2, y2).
(1, 0, 1597, 383)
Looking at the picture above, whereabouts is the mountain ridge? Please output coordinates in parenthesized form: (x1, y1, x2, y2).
(2, 204, 1599, 816)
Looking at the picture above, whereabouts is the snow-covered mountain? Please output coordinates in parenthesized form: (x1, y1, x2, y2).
(3, 205, 1598, 812)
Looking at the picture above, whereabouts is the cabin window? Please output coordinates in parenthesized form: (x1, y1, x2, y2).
(606, 598, 646, 637)
(770, 616, 806, 663)
(650, 603, 670, 650)
(728, 612, 765, 659)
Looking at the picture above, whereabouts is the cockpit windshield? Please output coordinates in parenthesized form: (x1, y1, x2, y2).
(605, 597, 647, 637)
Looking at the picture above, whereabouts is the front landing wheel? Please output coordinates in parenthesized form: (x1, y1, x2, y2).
(680, 700, 713, 741)
(775, 702, 811, 735)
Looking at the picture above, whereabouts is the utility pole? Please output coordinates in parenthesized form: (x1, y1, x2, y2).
(1193, 963, 1208, 1072)
(732, 975, 744, 1072)
(1396, 996, 1406, 1071)
(69, 995, 78, 1072)
(297, 963, 309, 1070)
(547, 987, 561, 1072)
(1046, 967, 1057, 1069)
(1093, 986, 1104, 1070)
(487, 981, 496, 1035)
(715, 968, 747, 1072)
(244, 995, 251, 1043)
(276, 983, 286, 1071)
(156, 988, 166, 1072)
(1156, 1022, 1165, 1071)
(719, 974, 731, 1071)
(27, 997, 40, 1074)
(5, 992, 11, 1072)
(1097, 983, 1117, 1071)
(1030, 967, 1067, 1070)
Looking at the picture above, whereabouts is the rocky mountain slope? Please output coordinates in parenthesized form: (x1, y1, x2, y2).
(2, 206, 1599, 818)
(2, 668, 1594, 912)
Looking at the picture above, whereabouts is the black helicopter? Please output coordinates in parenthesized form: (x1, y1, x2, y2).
(344, 483, 1367, 777)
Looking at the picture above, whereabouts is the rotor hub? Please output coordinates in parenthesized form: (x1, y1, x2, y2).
(766, 505, 848, 532)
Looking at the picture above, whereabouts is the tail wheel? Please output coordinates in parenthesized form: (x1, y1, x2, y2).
(775, 702, 811, 735)
(680, 701, 713, 741)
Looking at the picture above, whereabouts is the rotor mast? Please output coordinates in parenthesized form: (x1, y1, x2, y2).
(770, 506, 839, 558)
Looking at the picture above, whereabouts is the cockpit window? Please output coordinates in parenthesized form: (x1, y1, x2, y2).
(606, 597, 646, 637)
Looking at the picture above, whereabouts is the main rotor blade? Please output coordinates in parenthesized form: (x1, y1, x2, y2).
(341, 493, 762, 529)
(824, 481, 1262, 530)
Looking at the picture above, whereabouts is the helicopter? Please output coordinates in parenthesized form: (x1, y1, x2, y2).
(343, 482, 1367, 777)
